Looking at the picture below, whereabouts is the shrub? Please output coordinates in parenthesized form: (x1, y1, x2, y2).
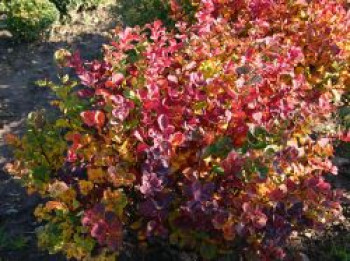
(5, 0, 59, 41)
(0, 2, 6, 13)
(49, 0, 105, 16)
(339, 92, 350, 131)
(116, 0, 174, 27)
(116, 0, 196, 28)
(337, 91, 350, 158)
(6, 0, 350, 260)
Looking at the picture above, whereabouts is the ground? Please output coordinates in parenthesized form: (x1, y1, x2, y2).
(0, 4, 349, 261)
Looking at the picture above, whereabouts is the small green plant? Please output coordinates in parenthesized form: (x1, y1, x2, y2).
(5, 0, 59, 41)
(329, 237, 350, 261)
(9, 236, 29, 250)
(331, 247, 350, 261)
(0, 227, 10, 250)
(0, 227, 29, 251)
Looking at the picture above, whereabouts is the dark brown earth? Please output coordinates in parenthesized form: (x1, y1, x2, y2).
(0, 4, 349, 261)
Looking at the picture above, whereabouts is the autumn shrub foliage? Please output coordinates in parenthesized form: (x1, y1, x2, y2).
(5, 0, 350, 260)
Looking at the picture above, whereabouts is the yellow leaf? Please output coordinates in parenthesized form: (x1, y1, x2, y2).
(109, 166, 135, 187)
(79, 180, 94, 196)
(130, 219, 143, 230)
(118, 139, 135, 162)
(59, 188, 77, 205)
(88, 167, 105, 183)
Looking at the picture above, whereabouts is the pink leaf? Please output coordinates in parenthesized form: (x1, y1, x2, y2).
(157, 114, 169, 132)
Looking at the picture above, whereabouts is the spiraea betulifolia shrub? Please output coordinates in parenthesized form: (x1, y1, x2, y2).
(5, 0, 350, 260)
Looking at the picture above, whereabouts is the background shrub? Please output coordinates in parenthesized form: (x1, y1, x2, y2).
(0, 2, 6, 13)
(5, 0, 59, 41)
(337, 92, 350, 159)
(116, 0, 196, 28)
(116, 0, 174, 27)
(49, 0, 106, 16)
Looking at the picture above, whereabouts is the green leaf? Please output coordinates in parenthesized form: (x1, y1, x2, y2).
(32, 165, 50, 182)
(123, 89, 140, 105)
(55, 119, 70, 128)
(124, 118, 139, 131)
(73, 234, 95, 252)
(72, 199, 81, 210)
(193, 101, 207, 110)
(212, 165, 225, 175)
(203, 136, 233, 158)
(200, 242, 218, 260)
(246, 127, 269, 150)
(257, 165, 269, 180)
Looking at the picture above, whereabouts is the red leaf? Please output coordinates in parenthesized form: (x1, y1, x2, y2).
(269, 184, 287, 201)
(137, 143, 149, 154)
(95, 111, 106, 127)
(105, 81, 115, 88)
(95, 88, 112, 99)
(170, 132, 185, 147)
(81, 110, 106, 128)
(339, 131, 350, 142)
